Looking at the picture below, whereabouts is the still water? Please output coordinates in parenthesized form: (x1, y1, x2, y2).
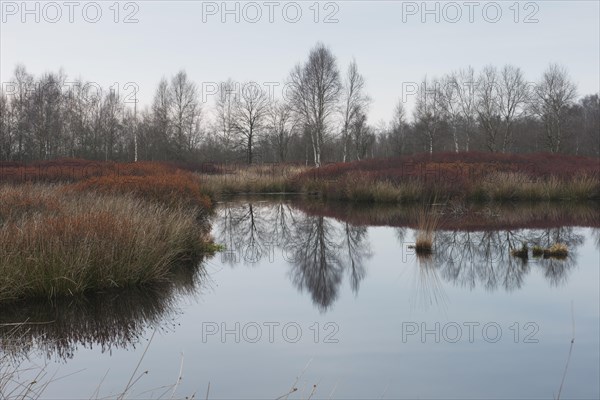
(1, 199, 599, 399)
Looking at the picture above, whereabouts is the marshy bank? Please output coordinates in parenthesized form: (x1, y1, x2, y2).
(0, 160, 216, 303)
(197, 152, 600, 203)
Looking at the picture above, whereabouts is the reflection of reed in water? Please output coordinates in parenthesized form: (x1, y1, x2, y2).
(592, 228, 600, 250)
(409, 252, 449, 312)
(0, 264, 206, 363)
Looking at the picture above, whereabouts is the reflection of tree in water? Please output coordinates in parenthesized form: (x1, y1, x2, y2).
(394, 227, 407, 243)
(287, 217, 372, 312)
(214, 202, 372, 311)
(215, 203, 273, 266)
(433, 228, 582, 291)
(214, 202, 586, 309)
(530, 226, 582, 287)
(0, 265, 205, 363)
(435, 230, 526, 291)
(542, 256, 577, 287)
(287, 215, 344, 311)
(342, 223, 371, 293)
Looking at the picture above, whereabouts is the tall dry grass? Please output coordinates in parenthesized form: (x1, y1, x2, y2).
(198, 164, 308, 196)
(0, 185, 212, 303)
(414, 206, 442, 254)
(474, 172, 599, 201)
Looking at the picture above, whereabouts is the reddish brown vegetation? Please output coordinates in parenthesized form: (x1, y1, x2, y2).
(294, 152, 600, 201)
(0, 158, 179, 183)
(0, 159, 212, 209)
(68, 173, 211, 210)
(297, 152, 600, 182)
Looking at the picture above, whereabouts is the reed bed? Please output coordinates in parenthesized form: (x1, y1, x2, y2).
(198, 164, 308, 196)
(292, 152, 600, 203)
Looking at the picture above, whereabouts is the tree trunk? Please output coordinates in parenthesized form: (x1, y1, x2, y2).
(248, 131, 253, 164)
(342, 124, 348, 162)
(429, 134, 433, 154)
(452, 126, 459, 153)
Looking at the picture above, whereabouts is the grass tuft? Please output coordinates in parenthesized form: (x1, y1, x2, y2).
(511, 243, 529, 259)
(543, 243, 569, 259)
(413, 205, 441, 255)
(532, 245, 545, 257)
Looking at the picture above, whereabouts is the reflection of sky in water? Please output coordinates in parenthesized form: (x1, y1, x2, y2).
(2, 201, 598, 399)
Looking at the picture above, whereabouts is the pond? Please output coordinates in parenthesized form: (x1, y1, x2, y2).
(1, 198, 599, 399)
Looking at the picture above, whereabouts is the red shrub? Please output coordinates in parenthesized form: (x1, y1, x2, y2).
(295, 152, 600, 184)
(0, 158, 212, 210)
(68, 173, 211, 210)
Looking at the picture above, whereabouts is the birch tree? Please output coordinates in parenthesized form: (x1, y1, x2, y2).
(532, 64, 577, 153)
(170, 70, 202, 156)
(288, 43, 341, 166)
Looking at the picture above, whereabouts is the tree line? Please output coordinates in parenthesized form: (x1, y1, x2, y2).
(1, 43, 598, 165)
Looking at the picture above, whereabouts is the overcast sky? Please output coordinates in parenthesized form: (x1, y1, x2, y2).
(1, 0, 599, 123)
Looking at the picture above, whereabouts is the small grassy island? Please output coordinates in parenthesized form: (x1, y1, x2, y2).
(0, 160, 216, 303)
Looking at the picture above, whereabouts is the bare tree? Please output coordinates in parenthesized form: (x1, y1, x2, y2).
(63, 80, 86, 157)
(476, 66, 502, 152)
(340, 59, 370, 162)
(231, 82, 270, 164)
(288, 43, 341, 166)
(30, 71, 66, 160)
(0, 88, 13, 160)
(99, 89, 124, 161)
(170, 70, 202, 156)
(454, 67, 478, 151)
(532, 64, 577, 153)
(439, 74, 462, 153)
(214, 79, 238, 152)
(267, 99, 295, 162)
(389, 100, 409, 155)
(578, 94, 600, 156)
(350, 108, 373, 160)
(10, 65, 34, 160)
(414, 76, 444, 154)
(498, 65, 529, 152)
(149, 78, 172, 159)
